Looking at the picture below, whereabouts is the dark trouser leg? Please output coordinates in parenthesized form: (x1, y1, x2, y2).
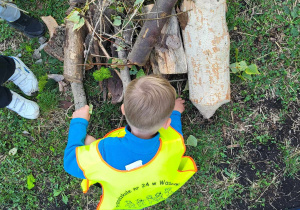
(0, 55, 15, 108)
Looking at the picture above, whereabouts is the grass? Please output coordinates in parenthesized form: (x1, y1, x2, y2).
(0, 0, 299, 209)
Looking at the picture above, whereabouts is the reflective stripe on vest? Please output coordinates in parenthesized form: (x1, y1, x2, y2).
(76, 126, 197, 210)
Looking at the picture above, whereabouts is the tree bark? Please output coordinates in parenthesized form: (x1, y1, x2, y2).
(181, 0, 230, 119)
(63, 19, 87, 110)
(149, 7, 187, 74)
(128, 0, 178, 66)
(115, 26, 132, 95)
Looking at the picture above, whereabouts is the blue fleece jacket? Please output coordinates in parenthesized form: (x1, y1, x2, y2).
(64, 111, 183, 179)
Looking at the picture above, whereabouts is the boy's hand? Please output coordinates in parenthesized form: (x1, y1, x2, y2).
(174, 98, 185, 113)
(72, 105, 91, 121)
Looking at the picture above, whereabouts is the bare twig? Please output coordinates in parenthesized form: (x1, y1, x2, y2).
(76, 62, 133, 67)
(0, 1, 29, 14)
(111, 0, 145, 38)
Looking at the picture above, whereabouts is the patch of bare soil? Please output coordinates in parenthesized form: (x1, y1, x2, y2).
(228, 97, 300, 210)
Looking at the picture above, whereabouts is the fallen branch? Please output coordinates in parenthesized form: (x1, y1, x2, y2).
(63, 1, 88, 110)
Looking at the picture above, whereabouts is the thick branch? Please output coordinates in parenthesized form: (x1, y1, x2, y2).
(128, 0, 178, 66)
(63, 19, 87, 110)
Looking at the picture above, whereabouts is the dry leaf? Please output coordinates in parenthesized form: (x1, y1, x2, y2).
(9, 148, 18, 156)
(59, 100, 74, 110)
(41, 16, 59, 38)
(176, 7, 188, 30)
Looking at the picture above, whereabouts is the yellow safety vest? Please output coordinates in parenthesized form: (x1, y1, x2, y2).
(76, 126, 197, 210)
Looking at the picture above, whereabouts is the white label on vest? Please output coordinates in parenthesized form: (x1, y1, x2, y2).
(125, 160, 143, 171)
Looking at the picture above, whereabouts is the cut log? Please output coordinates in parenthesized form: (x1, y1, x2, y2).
(63, 18, 87, 110)
(128, 0, 178, 66)
(146, 5, 187, 74)
(181, 0, 230, 119)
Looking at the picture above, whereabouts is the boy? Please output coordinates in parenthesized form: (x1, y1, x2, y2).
(64, 75, 197, 209)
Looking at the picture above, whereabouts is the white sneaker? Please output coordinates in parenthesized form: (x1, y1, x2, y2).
(8, 56, 39, 96)
(6, 91, 40, 119)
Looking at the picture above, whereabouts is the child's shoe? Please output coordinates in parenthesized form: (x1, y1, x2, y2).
(6, 91, 39, 120)
(8, 56, 39, 96)
(7, 11, 46, 38)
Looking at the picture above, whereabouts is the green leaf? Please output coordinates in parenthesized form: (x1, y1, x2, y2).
(290, 27, 299, 37)
(291, 7, 298, 19)
(283, 6, 290, 15)
(237, 75, 245, 80)
(117, 6, 124, 13)
(89, 104, 93, 115)
(49, 146, 55, 152)
(67, 10, 80, 23)
(245, 64, 260, 75)
(134, 0, 144, 6)
(62, 194, 68, 204)
(229, 63, 239, 73)
(73, 17, 85, 31)
(25, 45, 33, 53)
(113, 16, 122, 26)
(294, 19, 300, 24)
(275, 14, 285, 22)
(130, 65, 138, 75)
(111, 58, 124, 69)
(186, 135, 197, 147)
(53, 189, 61, 197)
(242, 71, 252, 81)
(136, 69, 145, 78)
(237, 61, 248, 71)
(27, 174, 36, 190)
(109, 5, 116, 10)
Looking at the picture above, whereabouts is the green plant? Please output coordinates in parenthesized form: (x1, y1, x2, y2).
(93, 67, 112, 82)
(37, 91, 59, 113)
(130, 65, 145, 78)
(38, 74, 48, 92)
(66, 2, 90, 31)
(230, 60, 260, 81)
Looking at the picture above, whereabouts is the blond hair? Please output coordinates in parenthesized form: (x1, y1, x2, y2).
(124, 75, 176, 133)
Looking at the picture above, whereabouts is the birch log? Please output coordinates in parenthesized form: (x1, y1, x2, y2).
(149, 7, 187, 74)
(181, 0, 230, 118)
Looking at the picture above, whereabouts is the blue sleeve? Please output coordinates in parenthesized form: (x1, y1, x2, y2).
(63, 118, 88, 179)
(170, 110, 183, 136)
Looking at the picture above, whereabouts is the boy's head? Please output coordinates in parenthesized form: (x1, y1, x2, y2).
(122, 75, 176, 134)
